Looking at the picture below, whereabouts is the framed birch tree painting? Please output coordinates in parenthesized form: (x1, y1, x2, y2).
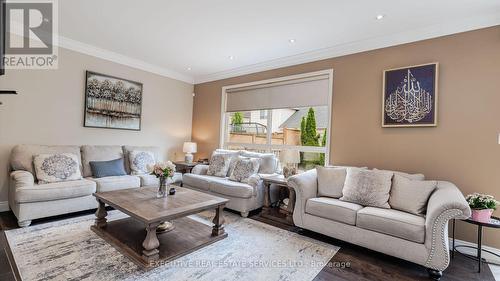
(382, 63, 438, 127)
(84, 71, 143, 130)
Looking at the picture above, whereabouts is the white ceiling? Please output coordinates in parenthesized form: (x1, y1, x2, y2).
(57, 0, 500, 84)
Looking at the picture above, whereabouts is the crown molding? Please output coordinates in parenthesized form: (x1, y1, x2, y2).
(58, 36, 195, 84)
(194, 14, 500, 84)
(6, 21, 195, 84)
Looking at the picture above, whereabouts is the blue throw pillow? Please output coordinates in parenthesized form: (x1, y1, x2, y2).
(89, 158, 127, 178)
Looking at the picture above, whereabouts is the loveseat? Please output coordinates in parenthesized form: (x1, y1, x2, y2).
(9, 144, 181, 227)
(288, 168, 471, 280)
(182, 149, 280, 217)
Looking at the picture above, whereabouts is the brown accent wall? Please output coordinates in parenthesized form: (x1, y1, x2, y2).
(192, 26, 500, 248)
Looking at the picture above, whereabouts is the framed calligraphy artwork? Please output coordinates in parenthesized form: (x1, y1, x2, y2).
(382, 63, 438, 127)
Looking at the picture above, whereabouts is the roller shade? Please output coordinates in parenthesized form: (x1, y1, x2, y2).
(225, 74, 329, 112)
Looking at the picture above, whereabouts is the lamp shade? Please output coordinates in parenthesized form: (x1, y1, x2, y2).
(183, 142, 197, 153)
(280, 149, 300, 164)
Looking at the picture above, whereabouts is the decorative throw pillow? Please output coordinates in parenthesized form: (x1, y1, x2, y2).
(207, 153, 232, 177)
(240, 151, 277, 174)
(316, 166, 347, 198)
(33, 153, 82, 184)
(129, 151, 155, 175)
(229, 157, 260, 183)
(389, 175, 437, 215)
(340, 168, 393, 208)
(213, 150, 240, 176)
(89, 158, 127, 178)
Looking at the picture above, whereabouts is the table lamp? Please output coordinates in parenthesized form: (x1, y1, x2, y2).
(280, 149, 300, 178)
(183, 142, 197, 163)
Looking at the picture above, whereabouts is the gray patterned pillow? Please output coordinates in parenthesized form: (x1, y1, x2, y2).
(229, 157, 260, 183)
(340, 168, 393, 208)
(240, 151, 277, 174)
(207, 153, 232, 177)
(129, 150, 155, 175)
(33, 153, 82, 184)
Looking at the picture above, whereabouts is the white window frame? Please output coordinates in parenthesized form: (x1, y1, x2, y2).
(220, 69, 333, 165)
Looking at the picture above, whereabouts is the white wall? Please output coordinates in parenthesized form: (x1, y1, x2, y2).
(0, 47, 194, 208)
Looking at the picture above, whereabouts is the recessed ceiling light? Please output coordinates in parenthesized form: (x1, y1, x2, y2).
(289, 39, 296, 43)
(228, 55, 234, 60)
(187, 67, 192, 71)
(376, 14, 385, 20)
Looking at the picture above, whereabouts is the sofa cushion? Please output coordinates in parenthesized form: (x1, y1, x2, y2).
(138, 173, 182, 187)
(373, 168, 425, 181)
(89, 158, 127, 178)
(11, 145, 83, 175)
(316, 166, 346, 198)
(182, 173, 219, 191)
(214, 149, 240, 176)
(81, 145, 124, 177)
(15, 179, 96, 203)
(356, 207, 425, 243)
(88, 175, 140, 192)
(33, 153, 82, 183)
(123, 146, 161, 174)
(128, 150, 155, 175)
(305, 197, 363, 225)
(209, 178, 254, 199)
(229, 156, 260, 183)
(240, 151, 278, 174)
(340, 168, 393, 208)
(389, 175, 437, 215)
(207, 153, 232, 177)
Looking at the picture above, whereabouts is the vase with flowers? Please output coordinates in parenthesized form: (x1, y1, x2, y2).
(465, 193, 499, 223)
(148, 161, 176, 198)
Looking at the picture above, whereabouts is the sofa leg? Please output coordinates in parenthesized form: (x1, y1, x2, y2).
(18, 220, 32, 228)
(427, 268, 443, 280)
(240, 211, 249, 218)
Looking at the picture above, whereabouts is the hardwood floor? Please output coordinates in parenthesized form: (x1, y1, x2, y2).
(0, 209, 495, 281)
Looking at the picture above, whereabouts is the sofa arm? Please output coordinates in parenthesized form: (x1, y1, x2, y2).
(287, 169, 318, 227)
(191, 164, 209, 175)
(424, 181, 471, 271)
(10, 170, 35, 189)
(247, 174, 262, 197)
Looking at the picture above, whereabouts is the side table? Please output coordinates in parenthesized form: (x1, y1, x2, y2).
(260, 175, 296, 226)
(173, 161, 200, 174)
(451, 216, 500, 273)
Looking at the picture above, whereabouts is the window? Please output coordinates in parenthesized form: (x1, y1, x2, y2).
(221, 70, 332, 170)
(260, 110, 267, 119)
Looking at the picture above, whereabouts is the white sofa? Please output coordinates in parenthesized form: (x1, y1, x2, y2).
(9, 144, 181, 227)
(182, 149, 280, 217)
(288, 169, 471, 280)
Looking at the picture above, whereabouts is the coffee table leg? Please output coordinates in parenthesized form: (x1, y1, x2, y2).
(142, 222, 160, 263)
(212, 205, 225, 236)
(95, 199, 108, 228)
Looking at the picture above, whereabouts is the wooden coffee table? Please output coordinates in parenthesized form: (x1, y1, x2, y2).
(91, 186, 228, 270)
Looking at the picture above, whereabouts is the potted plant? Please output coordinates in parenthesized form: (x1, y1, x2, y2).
(148, 161, 176, 198)
(465, 193, 499, 223)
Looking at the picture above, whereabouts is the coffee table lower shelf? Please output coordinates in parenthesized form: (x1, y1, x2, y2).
(91, 216, 227, 270)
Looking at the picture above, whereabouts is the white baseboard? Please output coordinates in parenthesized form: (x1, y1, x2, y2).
(0, 201, 9, 212)
(449, 238, 500, 264)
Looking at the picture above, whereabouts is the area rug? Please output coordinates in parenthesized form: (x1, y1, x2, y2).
(5, 210, 339, 281)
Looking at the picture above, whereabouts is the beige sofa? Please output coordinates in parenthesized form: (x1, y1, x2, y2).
(9, 144, 181, 227)
(182, 149, 280, 217)
(288, 169, 471, 280)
